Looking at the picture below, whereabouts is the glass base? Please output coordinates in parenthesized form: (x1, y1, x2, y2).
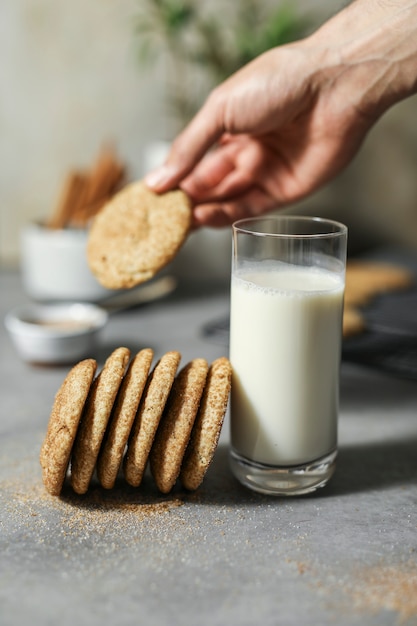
(230, 448, 337, 496)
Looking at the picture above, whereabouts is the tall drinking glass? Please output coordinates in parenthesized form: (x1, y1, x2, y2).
(229, 216, 347, 495)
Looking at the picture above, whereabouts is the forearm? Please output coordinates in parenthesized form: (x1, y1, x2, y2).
(309, 0, 417, 118)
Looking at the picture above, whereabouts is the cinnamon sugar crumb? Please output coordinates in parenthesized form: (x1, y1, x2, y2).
(348, 562, 417, 622)
(2, 472, 185, 541)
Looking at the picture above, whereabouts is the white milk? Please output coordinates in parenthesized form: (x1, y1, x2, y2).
(230, 263, 344, 466)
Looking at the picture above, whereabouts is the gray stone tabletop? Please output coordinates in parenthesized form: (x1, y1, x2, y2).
(1, 269, 416, 626)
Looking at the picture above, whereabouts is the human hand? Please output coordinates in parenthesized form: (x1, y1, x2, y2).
(145, 0, 417, 227)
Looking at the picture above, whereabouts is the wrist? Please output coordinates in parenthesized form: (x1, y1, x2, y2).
(309, 0, 417, 118)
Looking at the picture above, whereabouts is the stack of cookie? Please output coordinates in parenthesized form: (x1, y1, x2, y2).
(40, 348, 232, 497)
(343, 261, 414, 337)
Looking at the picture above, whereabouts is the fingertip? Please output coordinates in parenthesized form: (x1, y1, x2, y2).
(192, 206, 207, 227)
(193, 204, 233, 228)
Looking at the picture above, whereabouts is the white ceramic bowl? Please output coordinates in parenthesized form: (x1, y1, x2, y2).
(4, 302, 108, 364)
(20, 223, 117, 302)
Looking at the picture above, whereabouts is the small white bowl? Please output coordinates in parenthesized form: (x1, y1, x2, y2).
(4, 302, 108, 364)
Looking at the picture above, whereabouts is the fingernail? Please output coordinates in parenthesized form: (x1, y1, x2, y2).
(145, 165, 176, 189)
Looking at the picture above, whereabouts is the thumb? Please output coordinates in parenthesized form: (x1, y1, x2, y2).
(144, 96, 226, 192)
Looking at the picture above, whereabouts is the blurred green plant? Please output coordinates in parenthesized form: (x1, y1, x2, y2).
(133, 0, 311, 128)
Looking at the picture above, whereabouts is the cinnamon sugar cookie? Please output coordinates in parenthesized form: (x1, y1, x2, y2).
(40, 359, 97, 496)
(97, 348, 154, 489)
(345, 261, 413, 307)
(343, 306, 366, 338)
(124, 351, 181, 488)
(180, 357, 232, 491)
(71, 347, 130, 494)
(87, 181, 192, 289)
(150, 358, 209, 494)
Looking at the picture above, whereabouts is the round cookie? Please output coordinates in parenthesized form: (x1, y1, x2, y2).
(180, 357, 232, 491)
(124, 351, 181, 488)
(150, 358, 209, 494)
(345, 261, 413, 307)
(87, 180, 192, 289)
(343, 306, 366, 338)
(71, 347, 130, 494)
(40, 359, 97, 496)
(97, 348, 154, 489)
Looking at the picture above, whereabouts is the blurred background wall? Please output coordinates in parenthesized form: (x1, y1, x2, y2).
(1, 0, 417, 277)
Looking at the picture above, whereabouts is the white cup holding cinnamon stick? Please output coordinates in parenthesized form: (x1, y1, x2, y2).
(21, 223, 116, 302)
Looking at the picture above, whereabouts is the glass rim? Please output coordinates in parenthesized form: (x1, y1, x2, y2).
(232, 215, 347, 239)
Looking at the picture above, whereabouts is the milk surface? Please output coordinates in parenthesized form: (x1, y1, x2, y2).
(230, 263, 344, 466)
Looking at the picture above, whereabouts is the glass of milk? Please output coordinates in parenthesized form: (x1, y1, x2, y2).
(229, 216, 347, 495)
